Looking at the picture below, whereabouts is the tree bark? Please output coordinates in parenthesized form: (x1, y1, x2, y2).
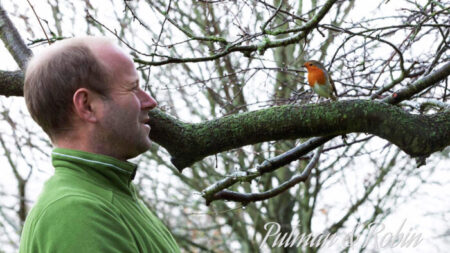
(149, 100, 450, 171)
(0, 6, 32, 70)
(0, 70, 23, 96)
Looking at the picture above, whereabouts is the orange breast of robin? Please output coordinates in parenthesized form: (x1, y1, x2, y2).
(307, 68, 326, 87)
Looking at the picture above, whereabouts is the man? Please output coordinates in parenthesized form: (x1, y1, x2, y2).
(19, 36, 180, 252)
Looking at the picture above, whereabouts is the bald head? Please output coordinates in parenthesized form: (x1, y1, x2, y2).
(88, 40, 137, 85)
(24, 36, 121, 140)
(27, 37, 112, 75)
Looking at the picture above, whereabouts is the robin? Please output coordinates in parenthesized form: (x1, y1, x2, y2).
(304, 60, 348, 142)
(303, 60, 338, 101)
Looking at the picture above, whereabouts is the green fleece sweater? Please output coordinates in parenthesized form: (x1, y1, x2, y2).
(19, 148, 180, 253)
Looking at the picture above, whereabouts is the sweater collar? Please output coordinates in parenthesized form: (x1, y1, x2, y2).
(51, 148, 137, 194)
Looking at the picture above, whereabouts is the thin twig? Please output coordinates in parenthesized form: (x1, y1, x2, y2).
(145, 0, 172, 90)
(25, 0, 51, 45)
(261, 1, 283, 33)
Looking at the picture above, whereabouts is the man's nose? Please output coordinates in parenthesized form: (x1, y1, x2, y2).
(139, 89, 158, 110)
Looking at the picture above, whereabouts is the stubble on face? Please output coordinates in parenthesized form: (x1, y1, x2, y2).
(99, 99, 152, 160)
(90, 42, 152, 160)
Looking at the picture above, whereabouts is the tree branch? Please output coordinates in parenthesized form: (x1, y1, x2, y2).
(150, 99, 449, 171)
(204, 145, 324, 205)
(150, 63, 450, 172)
(0, 70, 23, 96)
(0, 62, 449, 171)
(0, 5, 32, 70)
(383, 61, 450, 104)
(133, 0, 338, 66)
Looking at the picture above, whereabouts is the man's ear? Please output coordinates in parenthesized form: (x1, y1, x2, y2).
(72, 88, 103, 123)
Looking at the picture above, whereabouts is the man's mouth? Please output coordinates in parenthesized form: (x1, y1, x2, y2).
(142, 123, 151, 133)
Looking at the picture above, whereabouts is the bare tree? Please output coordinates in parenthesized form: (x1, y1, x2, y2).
(0, 0, 449, 252)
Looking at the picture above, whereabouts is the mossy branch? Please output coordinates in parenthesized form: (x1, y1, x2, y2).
(134, 0, 338, 66)
(0, 62, 449, 172)
(0, 70, 23, 97)
(0, 6, 32, 70)
(149, 100, 450, 171)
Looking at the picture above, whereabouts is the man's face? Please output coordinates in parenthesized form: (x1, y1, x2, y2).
(95, 45, 157, 160)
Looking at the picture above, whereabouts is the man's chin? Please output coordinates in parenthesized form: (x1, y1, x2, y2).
(124, 145, 151, 160)
(139, 138, 152, 152)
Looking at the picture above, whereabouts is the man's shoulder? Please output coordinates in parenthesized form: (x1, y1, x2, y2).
(20, 191, 136, 253)
(27, 191, 117, 229)
(38, 172, 114, 205)
(25, 174, 117, 228)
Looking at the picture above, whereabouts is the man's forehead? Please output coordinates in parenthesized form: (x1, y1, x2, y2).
(90, 43, 134, 70)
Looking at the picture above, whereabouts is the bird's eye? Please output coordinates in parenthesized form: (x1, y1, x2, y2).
(309, 63, 313, 66)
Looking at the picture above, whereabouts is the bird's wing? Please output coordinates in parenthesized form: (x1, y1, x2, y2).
(329, 76, 338, 98)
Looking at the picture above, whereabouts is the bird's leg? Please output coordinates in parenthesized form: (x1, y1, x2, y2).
(341, 134, 348, 145)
